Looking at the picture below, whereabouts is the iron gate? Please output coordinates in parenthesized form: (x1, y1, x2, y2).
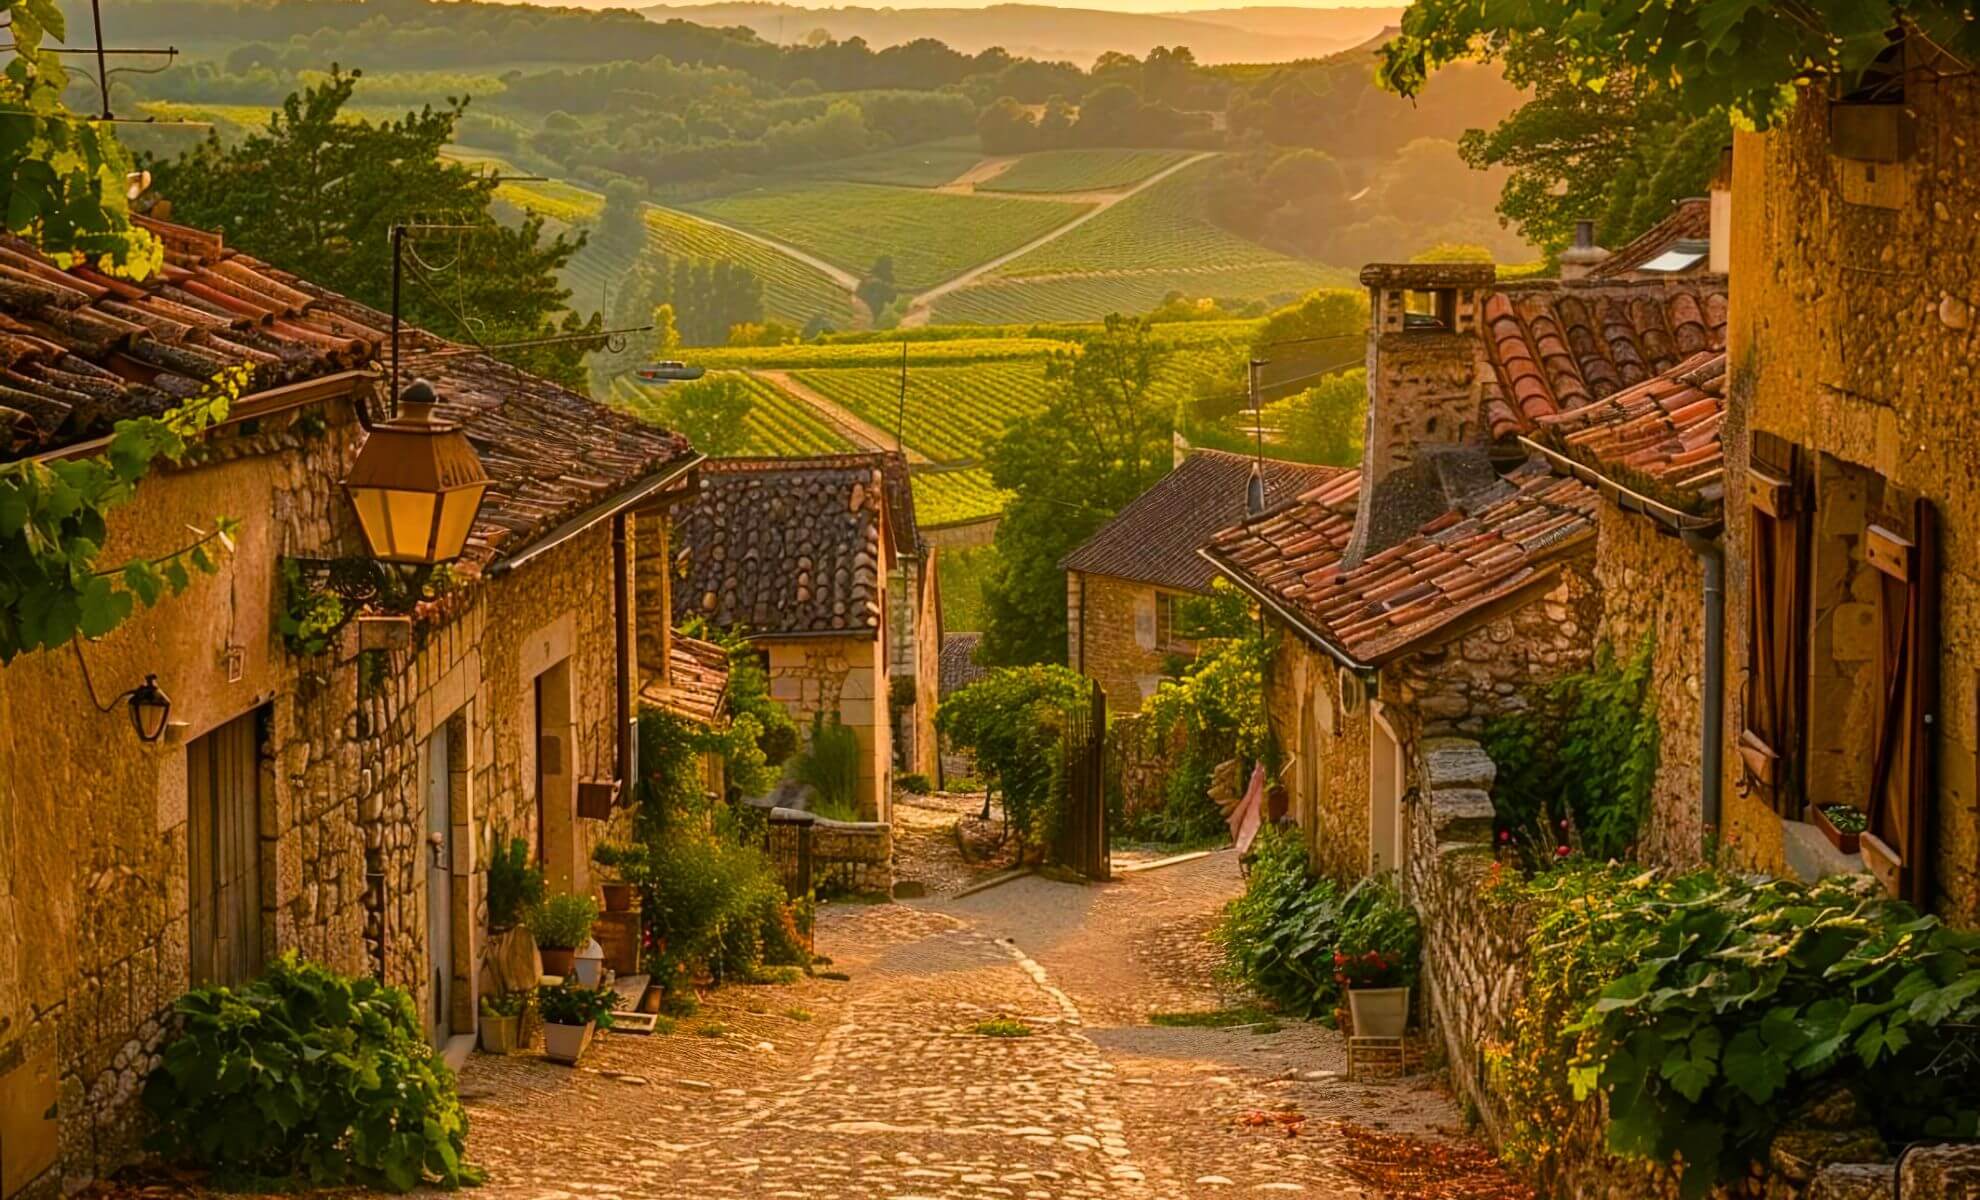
(1051, 679, 1110, 881)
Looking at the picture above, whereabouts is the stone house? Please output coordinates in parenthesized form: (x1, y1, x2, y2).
(1062, 449, 1348, 715)
(1703, 47, 1980, 924)
(878, 456, 943, 781)
(1202, 258, 1727, 884)
(0, 216, 702, 1197)
(671, 453, 929, 822)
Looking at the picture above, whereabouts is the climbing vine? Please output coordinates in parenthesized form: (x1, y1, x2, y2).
(0, 367, 245, 663)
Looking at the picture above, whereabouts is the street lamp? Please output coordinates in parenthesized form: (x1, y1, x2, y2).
(125, 676, 172, 742)
(343, 379, 489, 565)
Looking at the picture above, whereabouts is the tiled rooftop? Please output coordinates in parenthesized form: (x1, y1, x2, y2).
(639, 631, 731, 725)
(1531, 350, 1727, 514)
(1060, 450, 1352, 593)
(0, 216, 382, 458)
(1587, 198, 1713, 280)
(671, 453, 912, 637)
(1479, 277, 1727, 441)
(939, 631, 988, 698)
(1204, 462, 1596, 666)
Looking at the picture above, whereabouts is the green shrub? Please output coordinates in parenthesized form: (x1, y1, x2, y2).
(142, 954, 480, 1192)
(936, 663, 1089, 854)
(1216, 825, 1347, 1017)
(536, 978, 621, 1028)
(794, 711, 862, 819)
(897, 772, 933, 795)
(972, 1017, 1032, 1038)
(486, 837, 544, 930)
(1331, 875, 1420, 990)
(529, 892, 599, 951)
(479, 990, 529, 1018)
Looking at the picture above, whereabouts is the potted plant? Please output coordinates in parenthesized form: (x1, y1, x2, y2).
(488, 837, 545, 932)
(479, 990, 530, 1054)
(537, 978, 620, 1065)
(1814, 803, 1866, 855)
(591, 843, 644, 913)
(529, 892, 600, 978)
(1333, 878, 1420, 1041)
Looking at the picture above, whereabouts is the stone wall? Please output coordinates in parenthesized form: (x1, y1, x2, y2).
(764, 633, 890, 821)
(1266, 629, 1372, 885)
(1593, 505, 1710, 868)
(767, 813, 893, 897)
(1069, 570, 1186, 716)
(0, 393, 651, 1197)
(1723, 71, 1980, 923)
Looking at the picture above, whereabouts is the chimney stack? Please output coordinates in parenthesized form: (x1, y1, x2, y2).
(1558, 220, 1611, 282)
(1708, 146, 1733, 275)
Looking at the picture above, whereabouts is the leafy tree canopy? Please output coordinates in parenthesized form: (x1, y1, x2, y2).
(148, 68, 598, 389)
(1379, 0, 1974, 128)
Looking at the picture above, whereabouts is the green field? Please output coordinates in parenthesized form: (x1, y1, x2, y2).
(983, 148, 1193, 193)
(790, 139, 986, 188)
(931, 263, 1346, 324)
(682, 182, 1090, 291)
(690, 337, 1072, 370)
(610, 371, 855, 457)
(791, 361, 1047, 463)
(909, 467, 1011, 528)
(991, 159, 1299, 278)
(641, 207, 859, 329)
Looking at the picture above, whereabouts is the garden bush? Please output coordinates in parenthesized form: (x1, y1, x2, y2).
(1487, 864, 1980, 1198)
(897, 772, 933, 795)
(528, 892, 599, 951)
(142, 954, 480, 1192)
(793, 710, 862, 821)
(485, 836, 543, 930)
(937, 663, 1089, 855)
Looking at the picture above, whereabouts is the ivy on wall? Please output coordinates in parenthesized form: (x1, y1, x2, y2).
(0, 367, 246, 663)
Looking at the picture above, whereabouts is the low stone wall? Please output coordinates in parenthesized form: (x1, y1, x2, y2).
(1402, 736, 1980, 1200)
(766, 809, 894, 898)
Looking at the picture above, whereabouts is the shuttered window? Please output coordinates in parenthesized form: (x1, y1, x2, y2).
(1739, 450, 1811, 817)
(1863, 500, 1939, 907)
(188, 709, 265, 987)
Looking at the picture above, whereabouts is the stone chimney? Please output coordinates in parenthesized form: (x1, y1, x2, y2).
(1708, 146, 1733, 275)
(1558, 220, 1611, 282)
(1343, 262, 1495, 568)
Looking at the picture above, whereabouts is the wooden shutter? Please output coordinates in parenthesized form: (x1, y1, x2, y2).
(1739, 456, 1811, 816)
(188, 711, 264, 987)
(1864, 500, 1939, 907)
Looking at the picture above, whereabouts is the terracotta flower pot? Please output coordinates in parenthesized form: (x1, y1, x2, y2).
(542, 1019, 593, 1065)
(1813, 805, 1863, 856)
(600, 883, 636, 913)
(1347, 987, 1410, 1040)
(479, 1014, 522, 1055)
(539, 946, 576, 977)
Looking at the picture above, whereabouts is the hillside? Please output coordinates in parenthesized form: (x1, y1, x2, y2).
(637, 3, 1400, 65)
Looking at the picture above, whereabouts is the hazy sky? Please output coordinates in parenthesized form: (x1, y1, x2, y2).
(625, 0, 1402, 12)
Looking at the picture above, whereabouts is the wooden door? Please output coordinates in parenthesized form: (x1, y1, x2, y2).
(188, 710, 264, 988)
(1370, 713, 1403, 874)
(424, 726, 454, 1048)
(1864, 501, 1939, 907)
(1739, 450, 1812, 816)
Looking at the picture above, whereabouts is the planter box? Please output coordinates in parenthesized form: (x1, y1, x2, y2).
(479, 1013, 522, 1055)
(543, 1020, 594, 1065)
(1813, 805, 1864, 856)
(600, 883, 637, 913)
(539, 946, 576, 978)
(1347, 986, 1411, 1040)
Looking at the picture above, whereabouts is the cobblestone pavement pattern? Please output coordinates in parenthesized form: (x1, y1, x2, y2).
(443, 818, 1468, 1199)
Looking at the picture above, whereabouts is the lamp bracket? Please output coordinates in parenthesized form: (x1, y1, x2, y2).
(287, 557, 444, 616)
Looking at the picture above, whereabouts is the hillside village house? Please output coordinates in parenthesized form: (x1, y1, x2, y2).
(1202, 257, 1726, 884)
(1062, 449, 1347, 714)
(0, 216, 702, 1196)
(671, 453, 933, 821)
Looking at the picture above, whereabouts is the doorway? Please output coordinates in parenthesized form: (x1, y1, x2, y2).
(534, 660, 576, 891)
(424, 724, 454, 1049)
(1370, 713, 1405, 875)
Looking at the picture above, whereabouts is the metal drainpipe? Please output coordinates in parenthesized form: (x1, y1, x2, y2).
(1682, 528, 1725, 840)
(613, 512, 633, 790)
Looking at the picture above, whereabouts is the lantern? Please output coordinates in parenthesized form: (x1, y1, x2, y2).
(126, 675, 172, 742)
(343, 380, 489, 565)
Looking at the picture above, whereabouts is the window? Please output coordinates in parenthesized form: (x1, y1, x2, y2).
(1862, 504, 1939, 906)
(188, 709, 266, 988)
(1738, 441, 1811, 818)
(1155, 592, 1193, 652)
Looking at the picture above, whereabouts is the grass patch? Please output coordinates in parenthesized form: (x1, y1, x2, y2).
(1149, 1006, 1282, 1033)
(816, 970, 851, 982)
(741, 965, 803, 986)
(784, 1007, 814, 1022)
(696, 1022, 730, 1038)
(971, 1017, 1033, 1038)
(660, 991, 700, 1018)
(982, 147, 1191, 193)
(650, 1015, 677, 1035)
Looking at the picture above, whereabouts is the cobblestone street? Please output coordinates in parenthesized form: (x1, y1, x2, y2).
(441, 800, 1479, 1200)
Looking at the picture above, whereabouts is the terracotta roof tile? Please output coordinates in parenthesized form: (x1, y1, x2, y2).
(670, 453, 912, 637)
(1479, 277, 1727, 442)
(1531, 350, 1727, 514)
(639, 632, 731, 725)
(1587, 199, 1713, 280)
(940, 632, 988, 698)
(1204, 462, 1596, 665)
(1060, 450, 1351, 593)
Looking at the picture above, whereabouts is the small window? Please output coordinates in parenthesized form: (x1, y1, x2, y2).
(1155, 593, 1194, 652)
(1831, 34, 1913, 162)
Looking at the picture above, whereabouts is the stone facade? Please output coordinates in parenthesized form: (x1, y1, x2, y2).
(1592, 505, 1710, 868)
(0, 389, 664, 1196)
(1068, 571, 1190, 715)
(808, 819, 895, 897)
(1722, 72, 1980, 923)
(764, 633, 891, 822)
(887, 553, 943, 780)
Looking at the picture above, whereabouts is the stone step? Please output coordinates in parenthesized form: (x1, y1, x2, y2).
(1427, 787, 1494, 844)
(1422, 738, 1496, 792)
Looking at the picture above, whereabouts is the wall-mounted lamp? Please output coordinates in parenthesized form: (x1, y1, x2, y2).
(75, 641, 175, 743)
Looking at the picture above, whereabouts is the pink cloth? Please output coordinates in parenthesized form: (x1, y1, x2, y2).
(1230, 763, 1266, 856)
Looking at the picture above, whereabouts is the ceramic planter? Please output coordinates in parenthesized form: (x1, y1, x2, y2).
(1813, 805, 1864, 856)
(539, 946, 576, 977)
(479, 1013, 522, 1055)
(1347, 986, 1411, 1039)
(572, 939, 605, 986)
(542, 1019, 593, 1065)
(600, 882, 636, 913)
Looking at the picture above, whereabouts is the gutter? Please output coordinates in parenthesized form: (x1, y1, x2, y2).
(1518, 436, 1720, 532)
(1195, 546, 1372, 672)
(486, 453, 705, 578)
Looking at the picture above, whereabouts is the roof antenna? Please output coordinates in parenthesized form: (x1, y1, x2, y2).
(1246, 357, 1266, 515)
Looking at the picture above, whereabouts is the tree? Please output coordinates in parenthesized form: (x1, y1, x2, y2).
(648, 376, 753, 458)
(2, 0, 161, 276)
(1273, 369, 1366, 467)
(856, 256, 898, 319)
(149, 68, 598, 389)
(651, 304, 681, 356)
(978, 315, 1172, 667)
